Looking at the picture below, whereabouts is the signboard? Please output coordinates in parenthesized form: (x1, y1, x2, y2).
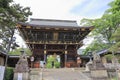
(18, 73, 22, 80)
(30, 56, 34, 62)
(0, 66, 5, 80)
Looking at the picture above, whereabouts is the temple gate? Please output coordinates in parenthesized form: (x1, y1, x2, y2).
(17, 19, 93, 68)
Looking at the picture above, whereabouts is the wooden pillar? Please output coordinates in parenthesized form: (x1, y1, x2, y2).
(65, 50, 67, 67)
(30, 56, 34, 68)
(77, 57, 81, 67)
(44, 50, 47, 62)
(44, 44, 47, 62)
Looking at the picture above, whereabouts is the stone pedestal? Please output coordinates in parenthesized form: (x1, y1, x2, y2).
(91, 69, 108, 80)
(90, 52, 108, 80)
(13, 51, 30, 80)
(118, 71, 120, 79)
(85, 60, 93, 71)
(87, 61, 108, 80)
(14, 72, 29, 80)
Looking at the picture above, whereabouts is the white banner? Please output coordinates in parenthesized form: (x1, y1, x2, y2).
(0, 66, 5, 80)
(18, 73, 22, 80)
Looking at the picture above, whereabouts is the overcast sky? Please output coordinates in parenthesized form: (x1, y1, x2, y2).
(13, 0, 113, 48)
(14, 0, 112, 20)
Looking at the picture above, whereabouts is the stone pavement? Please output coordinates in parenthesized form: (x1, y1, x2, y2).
(30, 68, 91, 80)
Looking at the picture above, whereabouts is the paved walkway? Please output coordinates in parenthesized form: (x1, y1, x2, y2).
(30, 68, 91, 80)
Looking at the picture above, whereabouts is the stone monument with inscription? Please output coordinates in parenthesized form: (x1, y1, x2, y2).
(13, 50, 30, 80)
(90, 51, 108, 80)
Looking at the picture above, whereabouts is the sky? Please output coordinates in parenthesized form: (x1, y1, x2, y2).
(13, 0, 113, 48)
(13, 0, 113, 20)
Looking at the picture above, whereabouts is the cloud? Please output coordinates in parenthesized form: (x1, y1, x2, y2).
(14, 0, 84, 20)
(13, 0, 113, 21)
(70, 0, 113, 18)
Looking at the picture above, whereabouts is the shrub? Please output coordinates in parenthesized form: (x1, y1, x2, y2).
(46, 55, 60, 68)
(5, 67, 14, 80)
(46, 63, 52, 68)
(54, 62, 60, 68)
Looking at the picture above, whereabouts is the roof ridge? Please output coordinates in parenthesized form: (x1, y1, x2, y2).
(30, 18, 76, 23)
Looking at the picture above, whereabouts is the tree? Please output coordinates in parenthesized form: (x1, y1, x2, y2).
(0, 0, 32, 51)
(81, 0, 120, 54)
(109, 27, 120, 52)
(9, 48, 32, 55)
(46, 55, 60, 68)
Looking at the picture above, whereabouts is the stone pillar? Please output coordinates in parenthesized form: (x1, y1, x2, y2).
(65, 50, 67, 67)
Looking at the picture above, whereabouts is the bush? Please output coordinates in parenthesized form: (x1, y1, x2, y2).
(46, 55, 60, 68)
(54, 62, 60, 68)
(46, 63, 52, 68)
(46, 62, 60, 68)
(5, 67, 14, 80)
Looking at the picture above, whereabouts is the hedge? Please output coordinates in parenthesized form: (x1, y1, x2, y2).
(5, 67, 14, 80)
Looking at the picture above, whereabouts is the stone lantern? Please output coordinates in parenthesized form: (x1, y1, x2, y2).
(13, 50, 30, 80)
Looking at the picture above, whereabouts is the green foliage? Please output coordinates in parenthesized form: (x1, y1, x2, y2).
(109, 42, 120, 52)
(0, 0, 32, 28)
(46, 55, 60, 68)
(108, 0, 120, 14)
(111, 77, 117, 80)
(80, 18, 95, 26)
(47, 56, 56, 62)
(84, 42, 109, 55)
(0, 0, 32, 52)
(5, 67, 14, 80)
(109, 27, 120, 52)
(104, 54, 114, 60)
(46, 62, 52, 68)
(115, 54, 120, 63)
(83, 35, 110, 54)
(111, 27, 120, 42)
(81, 0, 120, 54)
(54, 61, 60, 68)
(9, 48, 32, 55)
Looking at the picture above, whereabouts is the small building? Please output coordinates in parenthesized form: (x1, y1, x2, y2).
(0, 50, 6, 66)
(97, 49, 120, 69)
(7, 55, 30, 67)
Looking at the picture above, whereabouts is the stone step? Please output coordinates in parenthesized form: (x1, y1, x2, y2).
(74, 67, 85, 71)
(30, 71, 40, 75)
(30, 75, 41, 80)
(30, 68, 41, 71)
(44, 68, 75, 71)
(29, 68, 91, 80)
(30, 68, 41, 75)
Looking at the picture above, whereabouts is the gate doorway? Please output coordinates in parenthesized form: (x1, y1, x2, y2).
(46, 51, 65, 68)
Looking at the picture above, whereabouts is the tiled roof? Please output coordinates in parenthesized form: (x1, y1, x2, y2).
(97, 49, 108, 55)
(18, 18, 93, 29)
(28, 18, 79, 27)
(0, 50, 6, 56)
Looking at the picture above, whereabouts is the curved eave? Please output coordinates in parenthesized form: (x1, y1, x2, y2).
(17, 22, 94, 30)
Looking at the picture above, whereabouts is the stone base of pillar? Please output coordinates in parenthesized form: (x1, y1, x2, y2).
(13, 72, 29, 80)
(118, 71, 120, 79)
